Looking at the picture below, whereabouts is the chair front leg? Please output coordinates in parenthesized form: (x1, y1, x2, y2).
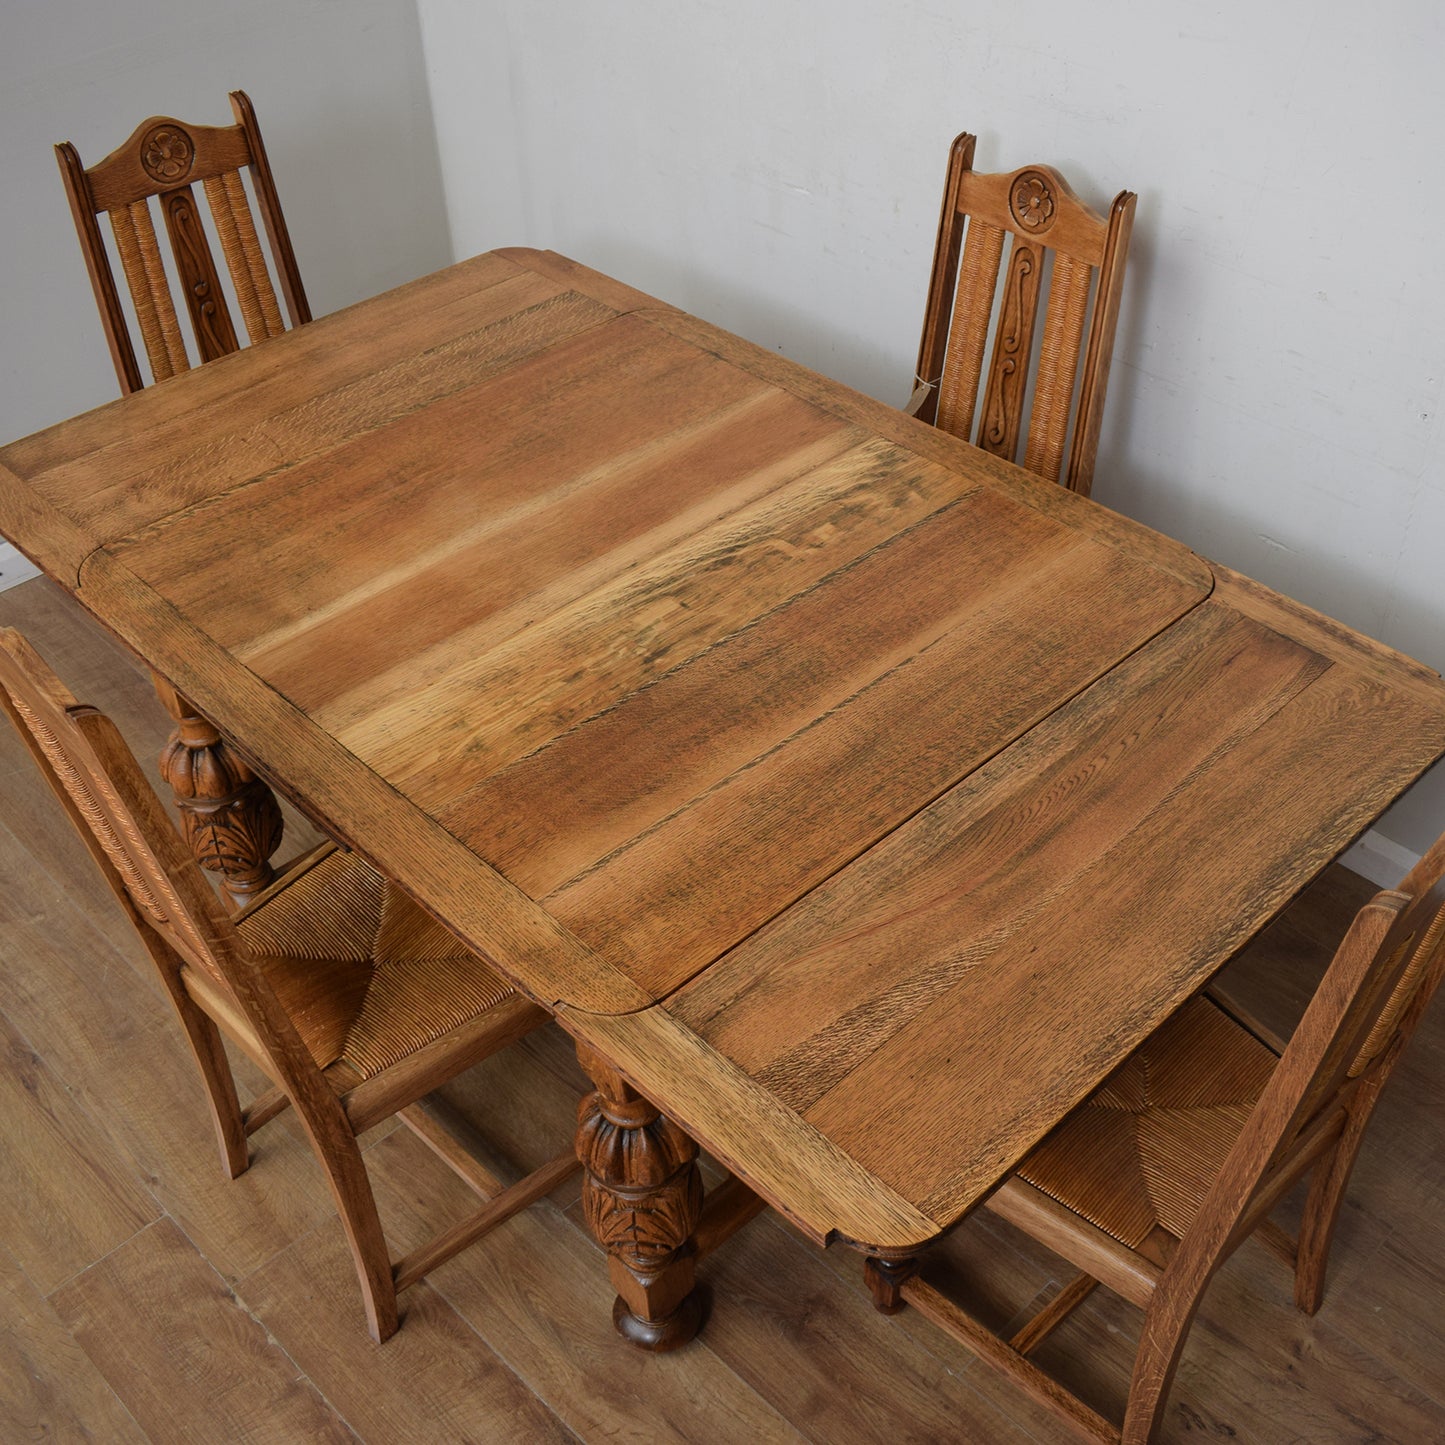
(294, 1110, 399, 1344)
(1124, 1267, 1216, 1445)
(1295, 1088, 1380, 1314)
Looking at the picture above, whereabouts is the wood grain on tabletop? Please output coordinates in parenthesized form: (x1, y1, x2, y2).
(115, 322, 851, 715)
(68, 276, 1205, 1007)
(664, 575, 1445, 1239)
(645, 304, 1210, 590)
(8, 253, 517, 482)
(438, 491, 1171, 898)
(540, 507, 1197, 994)
(1, 248, 661, 498)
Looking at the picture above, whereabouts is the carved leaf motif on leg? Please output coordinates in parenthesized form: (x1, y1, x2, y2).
(576, 1091, 704, 1262)
(158, 712, 283, 905)
(182, 787, 284, 887)
(574, 1065, 706, 1349)
(581, 1159, 705, 1272)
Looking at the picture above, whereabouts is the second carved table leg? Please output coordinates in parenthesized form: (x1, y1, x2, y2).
(575, 1042, 705, 1350)
(153, 677, 283, 909)
(864, 1253, 921, 1313)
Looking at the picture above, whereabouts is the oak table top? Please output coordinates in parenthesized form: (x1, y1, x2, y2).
(4, 249, 1444, 1275)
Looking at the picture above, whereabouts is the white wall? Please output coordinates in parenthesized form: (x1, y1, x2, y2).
(0, 0, 451, 445)
(417, 0, 1445, 859)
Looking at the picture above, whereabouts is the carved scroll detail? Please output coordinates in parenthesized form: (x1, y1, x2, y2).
(980, 246, 1038, 452)
(161, 189, 238, 361)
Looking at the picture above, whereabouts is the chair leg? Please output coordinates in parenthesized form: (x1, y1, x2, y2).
(330, 1156, 398, 1343)
(171, 997, 250, 1180)
(291, 1112, 399, 1343)
(1294, 1096, 1376, 1315)
(1122, 1281, 1210, 1445)
(141, 931, 252, 1179)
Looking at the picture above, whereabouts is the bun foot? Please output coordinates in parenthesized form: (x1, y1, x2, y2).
(612, 1289, 704, 1351)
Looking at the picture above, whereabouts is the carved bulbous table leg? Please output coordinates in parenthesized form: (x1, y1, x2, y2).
(153, 678, 283, 908)
(575, 1043, 705, 1350)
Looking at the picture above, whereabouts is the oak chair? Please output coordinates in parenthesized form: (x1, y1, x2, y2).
(56, 90, 310, 395)
(864, 835, 1445, 1443)
(0, 628, 577, 1343)
(908, 133, 1136, 497)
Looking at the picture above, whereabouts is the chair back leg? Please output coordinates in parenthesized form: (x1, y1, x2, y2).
(128, 927, 252, 1180)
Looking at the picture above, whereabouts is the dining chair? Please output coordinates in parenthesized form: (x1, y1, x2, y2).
(908, 132, 1136, 497)
(56, 90, 310, 395)
(0, 627, 577, 1344)
(862, 834, 1445, 1443)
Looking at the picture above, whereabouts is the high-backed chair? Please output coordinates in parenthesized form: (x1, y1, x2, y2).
(56, 90, 310, 395)
(0, 628, 576, 1343)
(863, 835, 1445, 1442)
(908, 133, 1136, 497)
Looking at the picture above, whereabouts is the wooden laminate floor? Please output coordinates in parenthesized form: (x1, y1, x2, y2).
(2, 576, 1442, 1444)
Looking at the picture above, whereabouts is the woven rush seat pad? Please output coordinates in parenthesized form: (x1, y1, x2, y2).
(238, 848, 517, 1079)
(1015, 997, 1278, 1248)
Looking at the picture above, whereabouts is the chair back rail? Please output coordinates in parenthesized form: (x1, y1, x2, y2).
(1189, 853, 1445, 1269)
(0, 625, 567, 1344)
(0, 630, 569, 1340)
(0, 629, 325, 1089)
(56, 90, 309, 394)
(914, 132, 1135, 496)
(1119, 861, 1445, 1439)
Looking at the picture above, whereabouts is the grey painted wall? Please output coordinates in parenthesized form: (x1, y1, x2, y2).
(0, 0, 452, 445)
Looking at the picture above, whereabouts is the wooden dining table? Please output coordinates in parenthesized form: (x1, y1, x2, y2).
(4, 247, 1445, 1349)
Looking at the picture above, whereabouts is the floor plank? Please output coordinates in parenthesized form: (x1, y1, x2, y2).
(0, 850, 340, 1283)
(681, 1207, 1049, 1443)
(0, 1007, 159, 1295)
(365, 1130, 804, 1445)
(50, 1219, 359, 1443)
(240, 1224, 577, 1445)
(0, 1243, 148, 1444)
